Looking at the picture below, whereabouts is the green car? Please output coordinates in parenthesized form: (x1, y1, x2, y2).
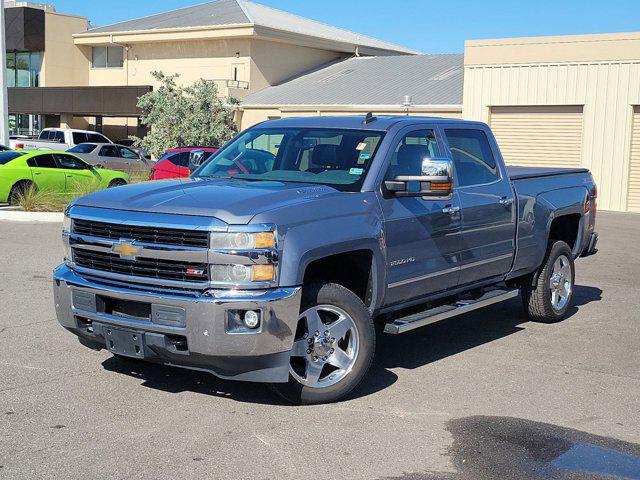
(0, 150, 129, 205)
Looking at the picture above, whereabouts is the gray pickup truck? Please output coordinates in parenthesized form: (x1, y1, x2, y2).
(53, 116, 598, 404)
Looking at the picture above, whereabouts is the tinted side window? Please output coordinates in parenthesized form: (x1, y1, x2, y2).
(168, 152, 191, 168)
(72, 132, 89, 145)
(88, 133, 110, 143)
(389, 129, 440, 178)
(53, 131, 65, 142)
(55, 154, 88, 170)
(445, 129, 498, 187)
(28, 154, 58, 168)
(99, 146, 119, 157)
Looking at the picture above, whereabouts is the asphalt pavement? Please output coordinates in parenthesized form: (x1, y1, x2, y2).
(1, 211, 639, 480)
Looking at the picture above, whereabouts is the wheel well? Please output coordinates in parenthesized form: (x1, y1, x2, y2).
(108, 178, 127, 186)
(9, 179, 36, 200)
(549, 214, 581, 251)
(303, 250, 374, 307)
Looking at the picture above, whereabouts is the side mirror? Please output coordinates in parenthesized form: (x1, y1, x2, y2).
(385, 158, 453, 198)
(189, 150, 206, 174)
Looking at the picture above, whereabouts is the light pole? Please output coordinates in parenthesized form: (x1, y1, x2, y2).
(0, 0, 8, 146)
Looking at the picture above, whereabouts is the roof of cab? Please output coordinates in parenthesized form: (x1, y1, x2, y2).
(251, 115, 480, 131)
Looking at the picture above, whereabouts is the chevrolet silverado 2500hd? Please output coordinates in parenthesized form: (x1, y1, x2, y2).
(53, 116, 598, 404)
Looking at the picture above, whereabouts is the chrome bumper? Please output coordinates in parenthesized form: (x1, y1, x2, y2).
(53, 264, 302, 383)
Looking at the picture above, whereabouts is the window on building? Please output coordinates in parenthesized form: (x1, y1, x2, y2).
(5, 51, 41, 87)
(91, 46, 124, 68)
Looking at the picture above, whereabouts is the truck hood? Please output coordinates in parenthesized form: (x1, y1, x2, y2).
(73, 178, 341, 224)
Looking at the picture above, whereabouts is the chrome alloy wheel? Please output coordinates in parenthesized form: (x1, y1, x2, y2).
(289, 305, 360, 388)
(550, 254, 573, 311)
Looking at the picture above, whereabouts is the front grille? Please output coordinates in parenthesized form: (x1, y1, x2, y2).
(72, 219, 209, 248)
(73, 249, 210, 283)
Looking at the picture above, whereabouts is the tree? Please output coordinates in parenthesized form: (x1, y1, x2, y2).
(133, 71, 239, 158)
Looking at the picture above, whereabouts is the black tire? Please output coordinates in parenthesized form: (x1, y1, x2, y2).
(521, 240, 575, 323)
(8, 180, 35, 205)
(108, 179, 127, 188)
(271, 282, 375, 405)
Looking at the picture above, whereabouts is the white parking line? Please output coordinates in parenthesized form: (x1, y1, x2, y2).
(0, 211, 64, 222)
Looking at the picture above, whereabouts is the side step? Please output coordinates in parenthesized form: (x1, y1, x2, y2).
(383, 288, 520, 334)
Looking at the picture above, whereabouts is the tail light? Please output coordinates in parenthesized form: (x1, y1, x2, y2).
(16, 143, 24, 149)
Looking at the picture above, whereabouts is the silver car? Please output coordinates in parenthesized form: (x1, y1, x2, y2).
(67, 143, 153, 175)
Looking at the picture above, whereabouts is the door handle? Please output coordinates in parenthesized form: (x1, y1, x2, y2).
(34, 172, 41, 175)
(499, 197, 514, 207)
(442, 206, 461, 215)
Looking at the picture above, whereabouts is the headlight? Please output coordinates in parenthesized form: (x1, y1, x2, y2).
(63, 213, 72, 233)
(210, 231, 275, 250)
(210, 264, 275, 284)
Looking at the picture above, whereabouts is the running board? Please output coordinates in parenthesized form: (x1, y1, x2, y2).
(383, 288, 520, 334)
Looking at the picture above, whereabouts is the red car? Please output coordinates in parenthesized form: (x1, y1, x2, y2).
(150, 146, 218, 180)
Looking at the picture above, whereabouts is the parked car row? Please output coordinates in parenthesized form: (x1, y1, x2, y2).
(1, 128, 221, 204)
(0, 150, 129, 205)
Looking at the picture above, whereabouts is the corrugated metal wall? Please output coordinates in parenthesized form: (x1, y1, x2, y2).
(629, 106, 640, 212)
(463, 61, 640, 211)
(490, 105, 583, 167)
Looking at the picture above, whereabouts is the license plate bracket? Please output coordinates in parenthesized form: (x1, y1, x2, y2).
(102, 325, 145, 359)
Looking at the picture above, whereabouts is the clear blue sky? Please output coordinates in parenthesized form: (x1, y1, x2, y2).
(52, 0, 639, 53)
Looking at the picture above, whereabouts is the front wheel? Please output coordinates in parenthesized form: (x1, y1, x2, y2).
(521, 240, 575, 322)
(271, 283, 375, 404)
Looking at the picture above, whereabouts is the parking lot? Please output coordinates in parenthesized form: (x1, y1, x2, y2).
(1, 211, 639, 479)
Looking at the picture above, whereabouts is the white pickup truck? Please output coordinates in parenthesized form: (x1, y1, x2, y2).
(9, 128, 113, 151)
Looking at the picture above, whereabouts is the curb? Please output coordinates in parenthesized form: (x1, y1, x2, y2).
(0, 211, 64, 223)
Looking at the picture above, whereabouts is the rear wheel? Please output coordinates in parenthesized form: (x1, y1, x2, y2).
(521, 240, 575, 322)
(108, 179, 127, 188)
(271, 283, 375, 404)
(8, 180, 35, 205)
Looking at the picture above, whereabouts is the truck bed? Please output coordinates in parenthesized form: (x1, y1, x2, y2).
(508, 165, 589, 180)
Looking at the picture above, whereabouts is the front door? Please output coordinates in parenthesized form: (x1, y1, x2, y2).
(54, 153, 98, 193)
(380, 127, 462, 306)
(443, 127, 516, 286)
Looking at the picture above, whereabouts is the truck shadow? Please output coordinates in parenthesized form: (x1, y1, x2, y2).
(100, 285, 601, 404)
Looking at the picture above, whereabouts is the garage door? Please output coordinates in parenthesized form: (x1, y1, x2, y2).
(629, 106, 640, 212)
(490, 105, 583, 168)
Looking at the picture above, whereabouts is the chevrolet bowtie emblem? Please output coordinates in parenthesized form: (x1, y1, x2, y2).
(113, 240, 141, 260)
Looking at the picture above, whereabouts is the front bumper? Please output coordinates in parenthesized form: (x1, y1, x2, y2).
(53, 265, 302, 383)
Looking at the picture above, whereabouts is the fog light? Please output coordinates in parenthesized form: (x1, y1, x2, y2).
(243, 310, 260, 329)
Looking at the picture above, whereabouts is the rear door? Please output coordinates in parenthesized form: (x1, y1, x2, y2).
(26, 154, 66, 192)
(443, 126, 516, 286)
(380, 126, 462, 306)
(98, 145, 127, 171)
(54, 153, 97, 193)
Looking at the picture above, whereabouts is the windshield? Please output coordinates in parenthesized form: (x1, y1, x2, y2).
(194, 128, 385, 192)
(0, 151, 25, 165)
(68, 144, 97, 154)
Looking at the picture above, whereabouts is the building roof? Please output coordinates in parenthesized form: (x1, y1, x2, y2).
(80, 0, 418, 55)
(257, 115, 473, 131)
(242, 54, 464, 106)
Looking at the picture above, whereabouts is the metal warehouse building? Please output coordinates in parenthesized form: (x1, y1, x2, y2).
(242, 31, 640, 213)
